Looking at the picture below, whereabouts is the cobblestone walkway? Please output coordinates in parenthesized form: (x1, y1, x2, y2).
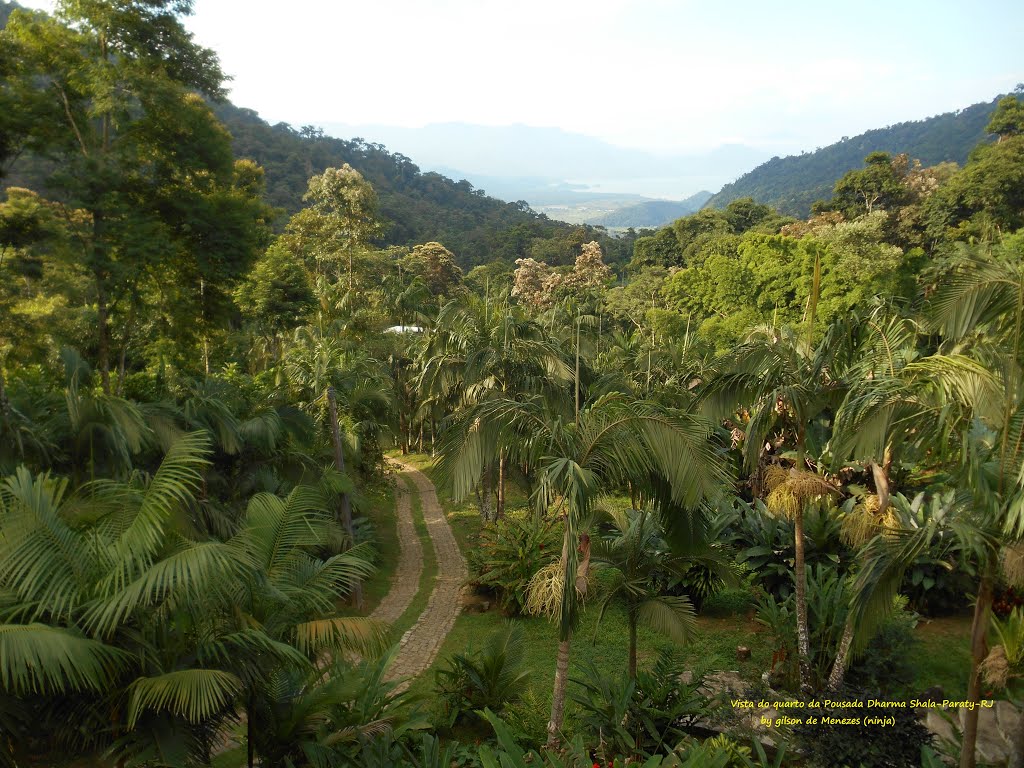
(383, 459, 467, 691)
(369, 471, 423, 625)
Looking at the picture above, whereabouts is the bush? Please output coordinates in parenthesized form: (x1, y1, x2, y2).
(792, 688, 933, 767)
(755, 565, 848, 691)
(756, 566, 919, 696)
(466, 514, 560, 616)
(847, 598, 919, 696)
(887, 492, 975, 616)
(434, 622, 531, 728)
(701, 586, 757, 617)
(570, 649, 721, 761)
(716, 497, 851, 601)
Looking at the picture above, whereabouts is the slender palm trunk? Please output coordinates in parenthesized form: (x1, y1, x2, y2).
(480, 468, 493, 522)
(247, 695, 255, 768)
(547, 529, 574, 746)
(547, 636, 572, 747)
(496, 451, 506, 519)
(961, 565, 996, 768)
(830, 453, 893, 691)
(327, 387, 362, 607)
(628, 613, 638, 681)
(827, 619, 855, 691)
(0, 366, 10, 424)
(96, 273, 111, 395)
(794, 505, 812, 692)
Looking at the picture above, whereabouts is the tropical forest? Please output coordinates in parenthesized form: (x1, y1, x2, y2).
(2, 2, 1024, 767)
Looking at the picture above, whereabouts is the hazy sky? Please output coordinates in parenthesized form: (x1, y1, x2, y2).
(20, 0, 1024, 155)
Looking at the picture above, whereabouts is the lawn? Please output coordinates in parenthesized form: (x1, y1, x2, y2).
(354, 474, 400, 614)
(378, 453, 975, 738)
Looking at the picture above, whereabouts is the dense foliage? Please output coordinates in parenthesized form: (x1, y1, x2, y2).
(4, 1, 1024, 766)
(706, 94, 1009, 216)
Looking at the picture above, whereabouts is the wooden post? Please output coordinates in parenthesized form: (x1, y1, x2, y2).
(327, 386, 362, 608)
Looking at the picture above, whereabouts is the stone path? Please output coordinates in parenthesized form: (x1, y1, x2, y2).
(382, 459, 467, 692)
(369, 471, 423, 625)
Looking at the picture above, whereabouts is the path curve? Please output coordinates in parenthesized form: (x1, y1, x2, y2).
(369, 472, 423, 625)
(383, 459, 467, 691)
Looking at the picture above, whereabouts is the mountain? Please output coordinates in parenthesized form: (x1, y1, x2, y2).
(588, 192, 714, 229)
(211, 105, 609, 268)
(705, 97, 1005, 217)
(319, 121, 769, 201)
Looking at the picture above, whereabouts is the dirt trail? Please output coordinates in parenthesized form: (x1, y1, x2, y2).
(382, 459, 467, 691)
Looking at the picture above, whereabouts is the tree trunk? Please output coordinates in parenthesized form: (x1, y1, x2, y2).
(95, 273, 111, 395)
(0, 365, 10, 425)
(628, 614, 638, 681)
(870, 448, 893, 515)
(961, 566, 995, 768)
(496, 452, 506, 520)
(794, 505, 813, 692)
(480, 467, 493, 523)
(827, 617, 855, 691)
(327, 386, 362, 608)
(247, 695, 255, 768)
(547, 636, 572, 747)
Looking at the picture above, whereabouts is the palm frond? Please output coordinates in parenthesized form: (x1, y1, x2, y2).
(0, 624, 126, 694)
(127, 668, 242, 727)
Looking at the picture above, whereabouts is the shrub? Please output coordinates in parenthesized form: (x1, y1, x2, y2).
(716, 497, 851, 601)
(466, 514, 560, 616)
(570, 649, 722, 761)
(792, 688, 933, 767)
(847, 598, 919, 696)
(434, 622, 531, 728)
(701, 586, 757, 617)
(756, 566, 919, 695)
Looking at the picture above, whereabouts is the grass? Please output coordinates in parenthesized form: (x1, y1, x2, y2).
(353, 474, 400, 614)
(915, 615, 972, 700)
(376, 452, 976, 740)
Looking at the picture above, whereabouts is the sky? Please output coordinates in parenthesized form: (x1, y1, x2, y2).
(19, 0, 1024, 156)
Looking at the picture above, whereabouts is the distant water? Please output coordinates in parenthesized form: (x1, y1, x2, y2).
(566, 175, 730, 199)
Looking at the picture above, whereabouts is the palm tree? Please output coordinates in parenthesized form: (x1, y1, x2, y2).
(421, 298, 569, 520)
(590, 504, 732, 680)
(700, 319, 853, 691)
(436, 392, 729, 745)
(826, 304, 996, 690)
(0, 433, 385, 766)
(844, 236, 1024, 768)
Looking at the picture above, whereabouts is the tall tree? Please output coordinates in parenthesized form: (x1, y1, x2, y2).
(3, 2, 268, 390)
(701, 317, 853, 691)
(283, 164, 383, 285)
(437, 393, 728, 744)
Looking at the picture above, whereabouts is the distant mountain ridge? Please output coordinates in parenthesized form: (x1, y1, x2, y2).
(320, 121, 769, 197)
(210, 104, 581, 267)
(706, 97, 1005, 217)
(589, 192, 714, 228)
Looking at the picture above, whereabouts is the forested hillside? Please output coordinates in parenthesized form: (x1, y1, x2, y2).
(212, 103, 581, 267)
(0, 1, 631, 269)
(706, 96, 1006, 216)
(5, 1, 1024, 766)
(588, 190, 713, 228)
